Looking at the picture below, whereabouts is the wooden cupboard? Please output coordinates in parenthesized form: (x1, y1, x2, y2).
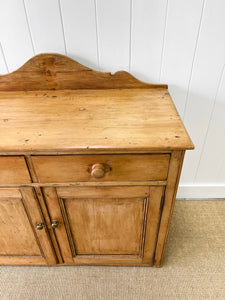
(0, 54, 194, 266)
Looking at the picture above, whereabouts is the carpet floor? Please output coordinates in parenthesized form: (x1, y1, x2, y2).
(0, 200, 225, 300)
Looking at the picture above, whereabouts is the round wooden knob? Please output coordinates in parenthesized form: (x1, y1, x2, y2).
(91, 163, 105, 178)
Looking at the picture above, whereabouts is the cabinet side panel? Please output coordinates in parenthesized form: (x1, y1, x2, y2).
(142, 186, 165, 264)
(154, 150, 185, 267)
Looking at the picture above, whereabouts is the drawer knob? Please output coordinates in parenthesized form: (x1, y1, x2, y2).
(91, 163, 105, 178)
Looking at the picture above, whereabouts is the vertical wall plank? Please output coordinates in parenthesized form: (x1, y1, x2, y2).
(0, 0, 34, 72)
(24, 0, 66, 54)
(217, 158, 225, 184)
(96, 0, 130, 72)
(59, 0, 98, 69)
(159, 0, 204, 116)
(0, 44, 8, 74)
(0, 0, 225, 197)
(195, 65, 225, 183)
(180, 0, 225, 184)
(131, 0, 168, 82)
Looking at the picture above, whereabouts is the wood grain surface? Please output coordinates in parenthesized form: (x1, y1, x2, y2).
(0, 89, 193, 153)
(41, 185, 163, 265)
(32, 154, 170, 183)
(0, 53, 167, 91)
(0, 187, 56, 265)
(0, 156, 31, 184)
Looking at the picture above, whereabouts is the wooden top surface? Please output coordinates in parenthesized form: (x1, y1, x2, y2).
(0, 88, 194, 153)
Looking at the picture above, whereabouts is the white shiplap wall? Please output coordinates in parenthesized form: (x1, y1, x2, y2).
(0, 0, 224, 198)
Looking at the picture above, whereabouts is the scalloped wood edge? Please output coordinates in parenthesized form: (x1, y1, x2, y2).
(0, 53, 168, 91)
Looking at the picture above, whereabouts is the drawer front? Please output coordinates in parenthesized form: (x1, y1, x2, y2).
(32, 154, 170, 183)
(0, 156, 31, 184)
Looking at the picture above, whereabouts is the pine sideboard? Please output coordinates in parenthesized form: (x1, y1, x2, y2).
(0, 54, 194, 267)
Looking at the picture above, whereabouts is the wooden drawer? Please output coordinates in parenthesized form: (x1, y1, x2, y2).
(32, 154, 170, 183)
(0, 156, 31, 184)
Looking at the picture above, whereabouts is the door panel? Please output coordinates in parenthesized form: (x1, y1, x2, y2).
(0, 196, 41, 256)
(43, 185, 164, 265)
(63, 197, 146, 255)
(0, 188, 56, 265)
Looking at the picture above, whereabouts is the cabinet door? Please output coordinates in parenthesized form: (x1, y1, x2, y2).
(43, 186, 164, 266)
(0, 188, 56, 265)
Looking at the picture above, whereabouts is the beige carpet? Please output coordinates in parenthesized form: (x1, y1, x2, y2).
(0, 200, 225, 300)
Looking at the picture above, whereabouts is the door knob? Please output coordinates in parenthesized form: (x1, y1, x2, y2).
(51, 220, 59, 228)
(36, 222, 44, 230)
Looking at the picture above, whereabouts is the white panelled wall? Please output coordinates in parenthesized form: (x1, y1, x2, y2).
(0, 0, 224, 198)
